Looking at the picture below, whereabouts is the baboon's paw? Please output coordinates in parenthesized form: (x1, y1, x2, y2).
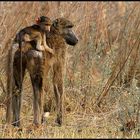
(55, 119, 62, 127)
(26, 123, 43, 133)
(48, 49, 54, 55)
(43, 112, 50, 118)
(26, 124, 41, 133)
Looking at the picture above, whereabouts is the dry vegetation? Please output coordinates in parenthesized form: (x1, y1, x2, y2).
(0, 1, 140, 138)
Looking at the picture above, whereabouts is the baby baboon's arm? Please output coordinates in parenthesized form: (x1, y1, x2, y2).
(42, 32, 54, 55)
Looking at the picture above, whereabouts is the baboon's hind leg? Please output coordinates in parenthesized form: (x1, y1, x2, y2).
(30, 74, 44, 126)
(12, 55, 26, 127)
(26, 50, 45, 126)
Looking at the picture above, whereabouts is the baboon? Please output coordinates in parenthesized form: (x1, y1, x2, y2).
(6, 17, 78, 127)
(6, 16, 53, 125)
(13, 16, 54, 54)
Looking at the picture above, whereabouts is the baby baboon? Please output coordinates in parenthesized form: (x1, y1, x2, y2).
(13, 16, 54, 54)
(6, 17, 78, 127)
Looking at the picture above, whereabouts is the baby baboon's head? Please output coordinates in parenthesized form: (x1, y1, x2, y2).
(51, 18, 78, 46)
(36, 16, 52, 31)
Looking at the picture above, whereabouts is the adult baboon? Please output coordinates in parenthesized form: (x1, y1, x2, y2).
(6, 17, 78, 127)
(6, 16, 53, 125)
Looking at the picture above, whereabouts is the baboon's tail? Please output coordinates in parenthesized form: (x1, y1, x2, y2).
(19, 41, 23, 91)
(6, 39, 18, 124)
(15, 33, 23, 90)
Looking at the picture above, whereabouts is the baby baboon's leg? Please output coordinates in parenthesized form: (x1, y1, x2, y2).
(24, 31, 43, 51)
(25, 31, 44, 51)
(34, 32, 44, 51)
(24, 31, 54, 55)
(53, 62, 64, 126)
(28, 31, 52, 53)
(12, 55, 26, 127)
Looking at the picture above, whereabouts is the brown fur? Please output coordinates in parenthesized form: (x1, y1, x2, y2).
(6, 18, 78, 127)
(14, 23, 54, 54)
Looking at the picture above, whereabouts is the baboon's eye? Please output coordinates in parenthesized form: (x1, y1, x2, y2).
(53, 20, 58, 28)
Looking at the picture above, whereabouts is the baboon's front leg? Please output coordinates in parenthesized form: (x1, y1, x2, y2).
(53, 63, 64, 126)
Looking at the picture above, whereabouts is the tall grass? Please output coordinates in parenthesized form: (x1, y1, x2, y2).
(0, 1, 140, 138)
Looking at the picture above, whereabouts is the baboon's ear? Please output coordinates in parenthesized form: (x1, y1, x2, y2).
(52, 19, 58, 28)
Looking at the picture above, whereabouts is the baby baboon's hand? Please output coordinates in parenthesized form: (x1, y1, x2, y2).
(36, 45, 45, 51)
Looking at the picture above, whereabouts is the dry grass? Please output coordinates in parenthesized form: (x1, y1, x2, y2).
(0, 1, 140, 138)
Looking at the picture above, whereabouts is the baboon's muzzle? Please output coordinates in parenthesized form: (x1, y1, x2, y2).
(65, 30, 78, 46)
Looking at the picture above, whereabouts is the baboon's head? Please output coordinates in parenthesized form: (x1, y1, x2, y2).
(51, 18, 78, 46)
(36, 16, 52, 31)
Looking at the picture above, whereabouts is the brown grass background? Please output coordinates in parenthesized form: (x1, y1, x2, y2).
(0, 1, 140, 138)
